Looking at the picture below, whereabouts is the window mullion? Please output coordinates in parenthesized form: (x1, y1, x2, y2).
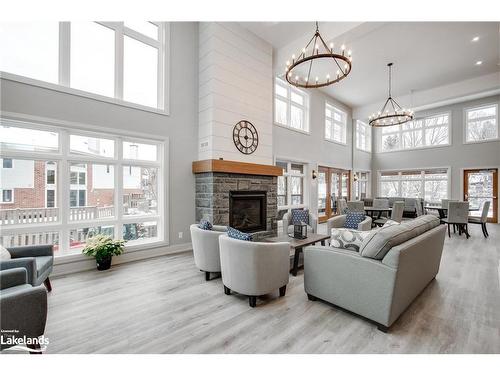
(115, 23, 124, 100)
(59, 129, 70, 253)
(116, 142, 124, 240)
(59, 22, 71, 86)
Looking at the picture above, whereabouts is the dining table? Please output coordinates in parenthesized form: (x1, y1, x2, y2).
(364, 206, 392, 220)
(424, 204, 480, 219)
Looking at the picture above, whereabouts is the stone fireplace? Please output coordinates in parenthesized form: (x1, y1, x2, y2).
(193, 159, 282, 238)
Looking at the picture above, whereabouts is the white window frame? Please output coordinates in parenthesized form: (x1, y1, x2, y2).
(378, 168, 451, 201)
(1, 189, 14, 203)
(325, 103, 347, 145)
(274, 78, 310, 134)
(356, 120, 371, 152)
(0, 113, 167, 259)
(378, 112, 451, 153)
(353, 170, 371, 200)
(463, 103, 499, 144)
(0, 22, 170, 115)
(276, 160, 308, 211)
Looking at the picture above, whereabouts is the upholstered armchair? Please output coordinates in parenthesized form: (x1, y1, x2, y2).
(219, 235, 289, 307)
(190, 224, 228, 281)
(1, 245, 54, 291)
(0, 268, 48, 352)
(282, 210, 318, 236)
(327, 214, 372, 235)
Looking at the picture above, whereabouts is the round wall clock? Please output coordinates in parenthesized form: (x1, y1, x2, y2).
(233, 120, 259, 155)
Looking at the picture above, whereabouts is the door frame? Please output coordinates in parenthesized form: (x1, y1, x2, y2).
(317, 166, 351, 223)
(462, 167, 498, 223)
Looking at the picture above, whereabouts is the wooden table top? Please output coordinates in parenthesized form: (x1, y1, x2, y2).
(263, 232, 330, 248)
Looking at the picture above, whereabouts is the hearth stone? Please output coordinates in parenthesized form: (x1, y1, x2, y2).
(194, 172, 278, 238)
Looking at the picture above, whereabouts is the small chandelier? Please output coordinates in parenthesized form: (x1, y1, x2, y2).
(284, 22, 352, 89)
(369, 63, 414, 127)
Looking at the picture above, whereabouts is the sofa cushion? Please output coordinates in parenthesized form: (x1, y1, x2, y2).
(0, 244, 11, 260)
(291, 209, 309, 225)
(359, 215, 440, 260)
(36, 256, 53, 276)
(330, 228, 371, 252)
(344, 211, 366, 229)
(198, 219, 213, 231)
(382, 219, 400, 228)
(227, 227, 253, 241)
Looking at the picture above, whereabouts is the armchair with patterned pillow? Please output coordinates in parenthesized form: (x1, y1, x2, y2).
(282, 209, 318, 236)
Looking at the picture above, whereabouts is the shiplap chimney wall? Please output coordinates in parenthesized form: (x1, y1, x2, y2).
(198, 22, 274, 165)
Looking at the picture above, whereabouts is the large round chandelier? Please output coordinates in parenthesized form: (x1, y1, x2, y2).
(369, 63, 414, 127)
(284, 22, 352, 89)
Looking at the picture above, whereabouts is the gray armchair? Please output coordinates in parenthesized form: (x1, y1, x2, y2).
(327, 214, 372, 235)
(0, 268, 48, 352)
(190, 224, 227, 281)
(0, 245, 54, 291)
(282, 210, 318, 236)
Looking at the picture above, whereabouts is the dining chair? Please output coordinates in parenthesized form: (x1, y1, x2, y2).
(468, 201, 490, 238)
(372, 198, 389, 219)
(337, 198, 347, 214)
(347, 201, 364, 212)
(374, 201, 404, 226)
(442, 201, 470, 238)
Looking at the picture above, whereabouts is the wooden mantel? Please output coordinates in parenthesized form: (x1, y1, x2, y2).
(192, 159, 283, 177)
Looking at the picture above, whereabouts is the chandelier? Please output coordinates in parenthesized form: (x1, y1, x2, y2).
(369, 63, 414, 127)
(284, 22, 352, 89)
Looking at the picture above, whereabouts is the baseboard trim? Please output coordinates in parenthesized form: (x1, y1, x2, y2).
(51, 242, 193, 277)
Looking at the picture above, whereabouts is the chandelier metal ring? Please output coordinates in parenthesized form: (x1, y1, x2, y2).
(284, 22, 353, 89)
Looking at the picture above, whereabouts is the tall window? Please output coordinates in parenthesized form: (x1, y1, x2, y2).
(0, 22, 168, 111)
(0, 118, 164, 256)
(379, 168, 449, 202)
(356, 120, 371, 152)
(274, 78, 309, 132)
(325, 103, 347, 144)
(465, 104, 498, 143)
(354, 171, 370, 200)
(276, 161, 307, 233)
(380, 113, 450, 152)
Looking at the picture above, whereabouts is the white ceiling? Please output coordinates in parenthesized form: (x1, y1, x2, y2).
(242, 22, 500, 108)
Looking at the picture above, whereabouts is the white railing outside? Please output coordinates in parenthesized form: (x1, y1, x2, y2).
(1, 231, 60, 248)
(0, 206, 114, 226)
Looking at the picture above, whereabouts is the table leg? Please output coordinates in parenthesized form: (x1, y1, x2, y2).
(292, 248, 301, 276)
(321, 239, 326, 246)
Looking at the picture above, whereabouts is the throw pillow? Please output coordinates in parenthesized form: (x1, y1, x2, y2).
(0, 244, 11, 260)
(344, 211, 366, 229)
(291, 209, 309, 225)
(227, 227, 253, 241)
(330, 228, 370, 252)
(198, 219, 213, 231)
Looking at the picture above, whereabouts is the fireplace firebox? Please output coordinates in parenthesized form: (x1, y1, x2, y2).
(229, 191, 267, 233)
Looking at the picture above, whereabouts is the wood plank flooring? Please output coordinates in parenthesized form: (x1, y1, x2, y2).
(43, 223, 500, 353)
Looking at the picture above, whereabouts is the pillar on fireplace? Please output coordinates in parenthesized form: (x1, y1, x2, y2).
(194, 172, 278, 239)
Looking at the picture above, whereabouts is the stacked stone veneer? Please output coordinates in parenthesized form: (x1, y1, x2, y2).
(195, 172, 278, 239)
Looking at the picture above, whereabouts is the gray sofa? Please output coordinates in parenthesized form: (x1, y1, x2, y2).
(304, 215, 445, 331)
(0, 268, 48, 352)
(0, 245, 54, 291)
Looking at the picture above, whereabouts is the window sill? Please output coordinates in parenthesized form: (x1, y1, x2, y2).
(377, 143, 452, 154)
(463, 138, 500, 145)
(273, 122, 311, 135)
(355, 147, 372, 154)
(1, 72, 170, 116)
(324, 137, 347, 146)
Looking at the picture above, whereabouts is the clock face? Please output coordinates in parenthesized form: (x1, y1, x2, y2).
(233, 120, 259, 155)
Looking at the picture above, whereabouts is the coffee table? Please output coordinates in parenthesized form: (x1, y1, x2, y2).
(263, 233, 330, 276)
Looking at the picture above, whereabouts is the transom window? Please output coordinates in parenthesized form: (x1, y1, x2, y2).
(325, 103, 347, 144)
(274, 78, 309, 133)
(0, 118, 165, 256)
(0, 22, 168, 111)
(465, 104, 498, 143)
(356, 120, 371, 152)
(380, 113, 450, 152)
(379, 168, 449, 202)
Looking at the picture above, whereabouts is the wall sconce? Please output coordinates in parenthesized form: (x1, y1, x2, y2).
(312, 169, 317, 180)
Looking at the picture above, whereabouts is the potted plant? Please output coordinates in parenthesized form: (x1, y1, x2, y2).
(82, 235, 126, 271)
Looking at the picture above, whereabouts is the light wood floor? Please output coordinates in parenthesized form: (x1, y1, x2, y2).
(44, 223, 500, 353)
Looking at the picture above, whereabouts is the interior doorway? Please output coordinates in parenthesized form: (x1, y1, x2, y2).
(463, 168, 498, 223)
(317, 166, 350, 223)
